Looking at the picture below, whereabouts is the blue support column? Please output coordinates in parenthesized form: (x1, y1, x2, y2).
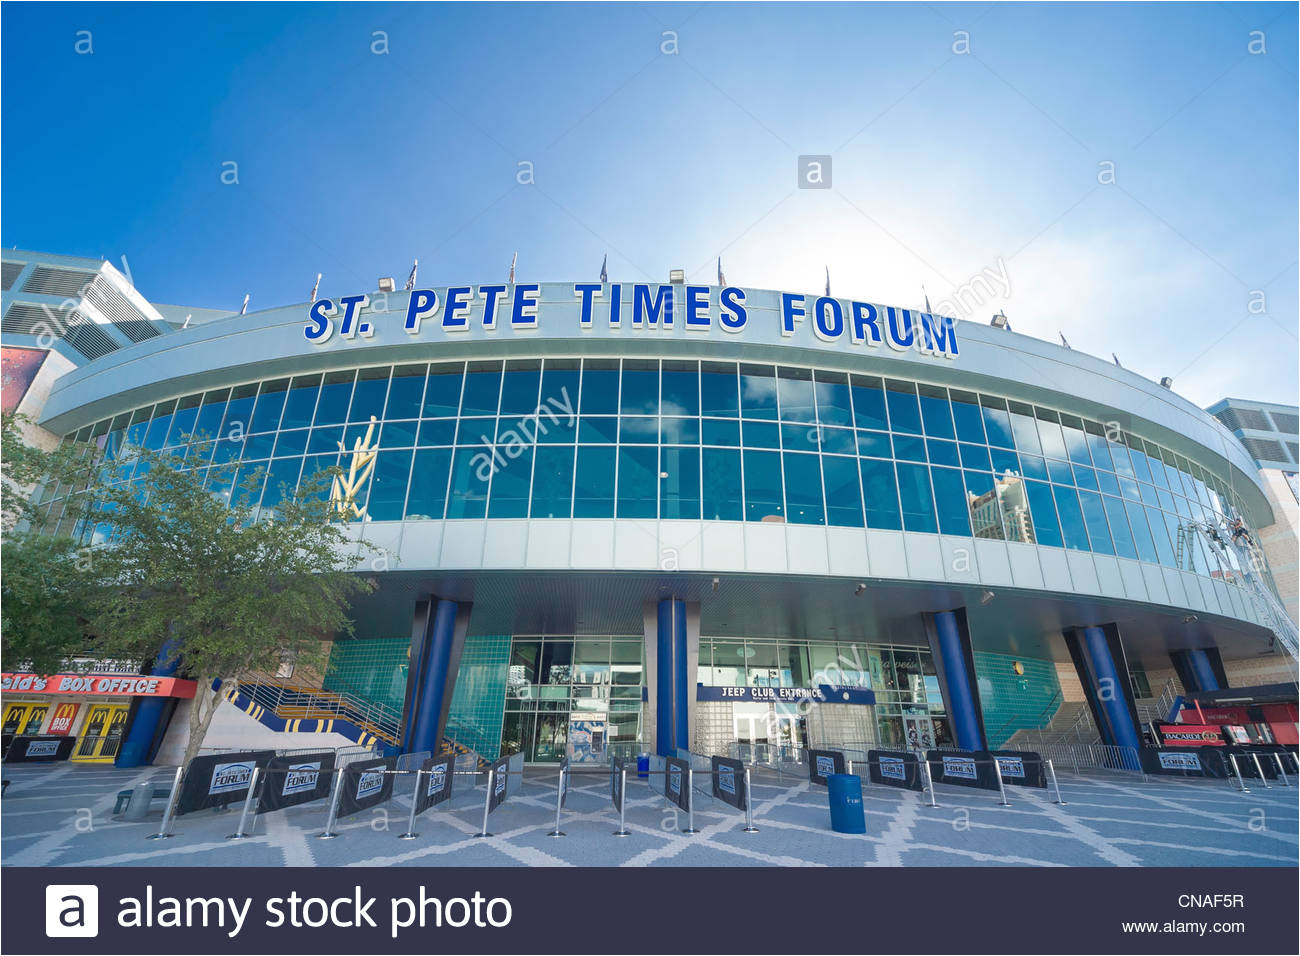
(407, 599, 459, 755)
(931, 611, 985, 752)
(1186, 649, 1220, 693)
(115, 641, 181, 768)
(1079, 625, 1142, 755)
(656, 598, 687, 757)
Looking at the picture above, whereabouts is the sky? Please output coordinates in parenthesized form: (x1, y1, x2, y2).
(2, 1, 1297, 407)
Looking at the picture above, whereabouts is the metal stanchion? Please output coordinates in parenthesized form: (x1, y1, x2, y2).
(1249, 753, 1271, 789)
(991, 756, 1010, 806)
(613, 768, 629, 836)
(398, 770, 424, 840)
(474, 768, 494, 838)
(146, 765, 184, 840)
(1046, 759, 1066, 805)
(921, 757, 938, 807)
(547, 766, 566, 838)
(682, 767, 699, 834)
(226, 767, 260, 840)
(1228, 753, 1250, 793)
(317, 768, 345, 838)
(1271, 752, 1291, 787)
(742, 767, 758, 833)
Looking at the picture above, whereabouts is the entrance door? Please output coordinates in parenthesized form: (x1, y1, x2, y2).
(72, 704, 129, 762)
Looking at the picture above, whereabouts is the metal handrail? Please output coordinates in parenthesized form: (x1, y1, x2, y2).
(231, 678, 402, 743)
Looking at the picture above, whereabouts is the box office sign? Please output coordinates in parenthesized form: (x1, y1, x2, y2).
(867, 749, 923, 791)
(807, 749, 845, 787)
(256, 751, 336, 814)
(415, 757, 454, 816)
(177, 750, 276, 814)
(3, 736, 77, 763)
(0, 672, 196, 699)
(664, 756, 691, 812)
(488, 756, 511, 813)
(338, 757, 396, 818)
(47, 703, 80, 736)
(710, 755, 747, 810)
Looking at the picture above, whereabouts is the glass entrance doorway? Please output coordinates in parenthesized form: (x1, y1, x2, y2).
(72, 704, 128, 762)
(733, 702, 806, 752)
(2, 702, 47, 737)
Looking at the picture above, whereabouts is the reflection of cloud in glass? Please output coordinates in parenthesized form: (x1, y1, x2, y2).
(741, 377, 777, 403)
(621, 416, 658, 438)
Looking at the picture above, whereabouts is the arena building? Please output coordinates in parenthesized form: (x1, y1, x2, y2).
(2, 248, 1296, 767)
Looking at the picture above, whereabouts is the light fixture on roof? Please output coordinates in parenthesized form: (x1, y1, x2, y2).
(669, 269, 686, 284)
(1183, 614, 1198, 624)
(990, 311, 1010, 329)
(979, 589, 996, 606)
(712, 577, 720, 592)
(854, 583, 867, 596)
(378, 277, 396, 293)
(1159, 376, 1173, 389)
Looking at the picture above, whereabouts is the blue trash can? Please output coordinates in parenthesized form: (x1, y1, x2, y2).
(637, 754, 650, 779)
(826, 773, 866, 834)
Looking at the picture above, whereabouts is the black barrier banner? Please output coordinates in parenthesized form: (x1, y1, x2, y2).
(664, 756, 690, 812)
(867, 749, 924, 791)
(807, 748, 844, 786)
(337, 757, 395, 818)
(2, 736, 77, 763)
(414, 756, 454, 815)
(176, 750, 276, 815)
(610, 757, 625, 813)
(1137, 746, 1230, 778)
(488, 755, 510, 812)
(710, 755, 747, 810)
(989, 749, 1047, 788)
(256, 751, 336, 814)
(925, 750, 1000, 791)
(559, 757, 570, 809)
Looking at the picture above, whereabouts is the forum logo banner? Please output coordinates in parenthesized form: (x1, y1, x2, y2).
(609, 757, 625, 814)
(664, 756, 691, 812)
(807, 749, 845, 787)
(256, 751, 336, 814)
(337, 757, 396, 818)
(3, 736, 76, 762)
(487, 756, 511, 813)
(414, 756, 454, 815)
(176, 750, 275, 815)
(710, 755, 747, 810)
(866, 749, 924, 791)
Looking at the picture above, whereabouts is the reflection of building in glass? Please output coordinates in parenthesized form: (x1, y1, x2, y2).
(967, 470, 1034, 543)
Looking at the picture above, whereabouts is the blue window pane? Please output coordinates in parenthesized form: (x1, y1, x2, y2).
(700, 362, 739, 417)
(928, 439, 960, 468)
(308, 426, 343, 455)
(619, 416, 658, 444)
(740, 365, 778, 420)
(1103, 495, 1137, 559)
(989, 447, 1020, 475)
(950, 392, 985, 444)
(702, 418, 740, 446)
(1008, 410, 1042, 456)
(165, 397, 200, 446)
(782, 422, 821, 452)
(540, 361, 580, 420)
(580, 360, 619, 415)
(1156, 487, 1176, 513)
(959, 442, 992, 471)
(981, 401, 1015, 449)
(423, 365, 464, 417)
(743, 449, 784, 521)
(314, 372, 355, 425)
(857, 430, 891, 457)
(660, 446, 701, 519)
(1074, 465, 1098, 491)
(814, 372, 854, 427)
(1048, 458, 1074, 484)
(777, 368, 816, 423)
(407, 448, 452, 519)
(1124, 499, 1158, 562)
(661, 361, 700, 416)
(447, 446, 490, 518)
(350, 369, 390, 423)
(531, 445, 574, 518)
(1144, 504, 1176, 566)
(931, 466, 970, 535)
(261, 457, 304, 510)
(1146, 451, 1171, 491)
(1052, 484, 1090, 551)
(1109, 439, 1135, 478)
(893, 434, 927, 462)
(273, 429, 309, 457)
(617, 445, 658, 518)
(144, 403, 176, 450)
(386, 365, 426, 420)
(1024, 480, 1063, 548)
(1036, 414, 1068, 460)
(194, 391, 229, 440)
(783, 452, 825, 525)
(861, 459, 902, 530)
(417, 419, 456, 446)
(1138, 482, 1159, 507)
(367, 450, 412, 521)
(1062, 423, 1092, 466)
(886, 381, 922, 435)
(579, 416, 619, 443)
(742, 420, 780, 449)
(1086, 431, 1114, 472)
(1096, 469, 1121, 496)
(499, 362, 542, 416)
(822, 455, 863, 527)
(536, 406, 577, 443)
(851, 377, 888, 430)
(1128, 445, 1153, 483)
(223, 387, 256, 436)
(461, 363, 502, 417)
(1078, 490, 1114, 555)
(702, 447, 742, 520)
(818, 426, 856, 455)
(1119, 476, 1142, 501)
(243, 432, 276, 460)
(250, 381, 288, 433)
(620, 360, 659, 415)
(919, 391, 955, 439)
(574, 446, 616, 516)
(661, 417, 700, 444)
(896, 462, 937, 533)
(488, 446, 533, 517)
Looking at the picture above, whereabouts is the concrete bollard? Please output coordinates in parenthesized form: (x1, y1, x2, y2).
(123, 781, 157, 821)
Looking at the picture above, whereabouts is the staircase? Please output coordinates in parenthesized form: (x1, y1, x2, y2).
(1003, 701, 1100, 750)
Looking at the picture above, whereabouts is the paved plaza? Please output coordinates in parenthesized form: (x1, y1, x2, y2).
(2, 762, 1296, 868)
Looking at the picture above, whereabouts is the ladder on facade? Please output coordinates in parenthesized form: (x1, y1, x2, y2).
(1192, 522, 1299, 661)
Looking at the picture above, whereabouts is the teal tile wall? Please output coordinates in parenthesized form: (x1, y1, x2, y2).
(447, 634, 511, 760)
(324, 637, 409, 714)
(973, 652, 1062, 748)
